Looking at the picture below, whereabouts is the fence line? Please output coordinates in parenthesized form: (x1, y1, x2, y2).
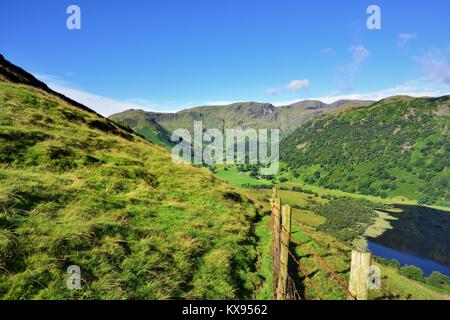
(270, 187, 371, 300)
(274, 218, 352, 299)
(270, 193, 281, 297)
(286, 233, 356, 300)
(349, 249, 372, 300)
(276, 204, 291, 300)
(287, 248, 323, 300)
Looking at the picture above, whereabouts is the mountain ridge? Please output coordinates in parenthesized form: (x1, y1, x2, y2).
(109, 99, 375, 142)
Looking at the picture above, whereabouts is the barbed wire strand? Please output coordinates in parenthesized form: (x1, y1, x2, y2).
(274, 215, 356, 300)
(285, 228, 356, 300)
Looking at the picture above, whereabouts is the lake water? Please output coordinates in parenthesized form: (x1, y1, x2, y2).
(367, 205, 450, 276)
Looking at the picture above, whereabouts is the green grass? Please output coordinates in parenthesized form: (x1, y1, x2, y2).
(293, 209, 326, 227)
(215, 166, 273, 186)
(370, 264, 448, 300)
(109, 114, 174, 149)
(0, 81, 259, 300)
(217, 165, 407, 206)
(253, 215, 273, 299)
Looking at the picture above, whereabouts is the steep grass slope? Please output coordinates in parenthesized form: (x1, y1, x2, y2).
(110, 112, 174, 148)
(0, 55, 258, 299)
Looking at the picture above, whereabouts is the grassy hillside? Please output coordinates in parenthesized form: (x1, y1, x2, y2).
(0, 57, 259, 299)
(281, 96, 450, 207)
(109, 110, 174, 148)
(109, 100, 373, 139)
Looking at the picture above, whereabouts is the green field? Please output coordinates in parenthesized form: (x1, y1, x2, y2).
(215, 166, 273, 186)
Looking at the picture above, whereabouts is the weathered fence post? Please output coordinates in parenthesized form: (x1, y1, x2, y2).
(272, 187, 277, 200)
(276, 204, 292, 300)
(349, 249, 372, 300)
(271, 190, 282, 299)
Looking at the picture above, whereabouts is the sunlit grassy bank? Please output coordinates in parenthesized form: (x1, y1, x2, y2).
(0, 81, 260, 299)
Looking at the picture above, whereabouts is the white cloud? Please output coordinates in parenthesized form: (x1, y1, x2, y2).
(398, 33, 417, 47)
(32, 73, 255, 113)
(415, 48, 450, 84)
(266, 88, 279, 96)
(34, 73, 254, 114)
(333, 45, 370, 93)
(271, 81, 449, 106)
(33, 73, 178, 116)
(286, 79, 310, 90)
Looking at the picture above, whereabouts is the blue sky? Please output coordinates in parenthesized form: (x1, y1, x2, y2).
(1, 0, 449, 115)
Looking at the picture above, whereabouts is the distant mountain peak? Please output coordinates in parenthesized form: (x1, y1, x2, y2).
(110, 98, 375, 138)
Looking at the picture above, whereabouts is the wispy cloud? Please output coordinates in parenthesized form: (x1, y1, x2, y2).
(32, 74, 259, 113)
(286, 79, 310, 90)
(332, 45, 370, 94)
(271, 80, 449, 106)
(398, 33, 417, 47)
(266, 79, 309, 98)
(33, 73, 179, 116)
(266, 88, 279, 96)
(348, 45, 370, 76)
(415, 48, 450, 84)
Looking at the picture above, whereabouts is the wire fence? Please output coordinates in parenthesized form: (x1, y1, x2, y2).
(285, 228, 356, 300)
(270, 188, 361, 300)
(275, 222, 355, 300)
(270, 188, 445, 301)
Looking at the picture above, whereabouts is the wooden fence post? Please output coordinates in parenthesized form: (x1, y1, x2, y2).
(272, 187, 277, 200)
(276, 204, 292, 300)
(349, 249, 372, 300)
(271, 194, 282, 299)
